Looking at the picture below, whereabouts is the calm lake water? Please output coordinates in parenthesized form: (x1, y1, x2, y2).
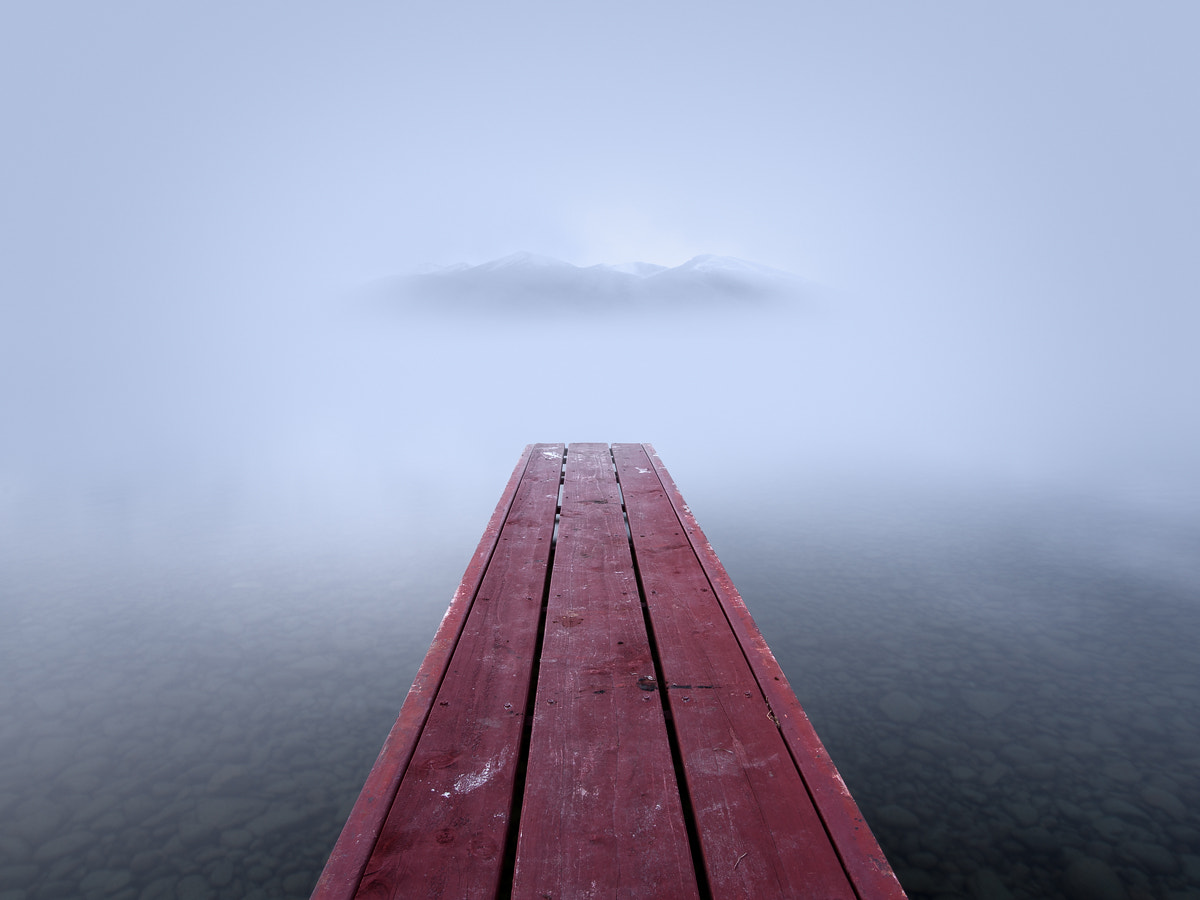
(2, 474, 1198, 899)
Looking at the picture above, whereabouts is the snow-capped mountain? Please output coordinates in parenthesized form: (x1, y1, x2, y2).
(392, 252, 803, 315)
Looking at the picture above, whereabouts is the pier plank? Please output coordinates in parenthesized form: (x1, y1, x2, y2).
(355, 444, 563, 898)
(512, 444, 699, 899)
(314, 443, 905, 900)
(639, 444, 907, 899)
(613, 444, 857, 898)
(312, 444, 541, 900)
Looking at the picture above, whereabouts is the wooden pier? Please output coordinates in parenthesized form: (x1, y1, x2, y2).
(312, 443, 905, 899)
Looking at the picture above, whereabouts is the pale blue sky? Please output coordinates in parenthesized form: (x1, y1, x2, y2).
(3, 3, 1198, 511)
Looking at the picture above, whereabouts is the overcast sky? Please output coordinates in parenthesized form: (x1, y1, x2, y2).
(3, 3, 1198, 527)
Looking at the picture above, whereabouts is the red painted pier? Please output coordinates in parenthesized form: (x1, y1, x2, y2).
(312, 443, 905, 899)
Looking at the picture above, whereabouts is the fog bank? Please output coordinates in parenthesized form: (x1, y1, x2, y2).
(3, 3, 1198, 561)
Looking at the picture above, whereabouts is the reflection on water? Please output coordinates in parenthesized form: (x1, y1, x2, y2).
(1, 481, 1198, 899)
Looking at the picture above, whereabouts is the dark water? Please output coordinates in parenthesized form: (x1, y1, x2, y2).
(2, 479, 1198, 899)
(704, 481, 1200, 900)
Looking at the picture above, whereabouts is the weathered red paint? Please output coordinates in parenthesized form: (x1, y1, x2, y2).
(355, 444, 562, 898)
(310, 443, 550, 900)
(511, 444, 699, 899)
(613, 444, 857, 898)
(313, 443, 906, 900)
(635, 443, 907, 899)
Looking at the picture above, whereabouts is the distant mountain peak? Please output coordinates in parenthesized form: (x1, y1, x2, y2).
(474, 251, 572, 272)
(672, 254, 792, 277)
(392, 252, 804, 316)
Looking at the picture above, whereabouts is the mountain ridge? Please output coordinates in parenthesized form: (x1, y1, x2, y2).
(393, 253, 804, 316)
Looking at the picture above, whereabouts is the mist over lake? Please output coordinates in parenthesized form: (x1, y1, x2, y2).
(5, 282, 1200, 898)
(4, 4, 1200, 898)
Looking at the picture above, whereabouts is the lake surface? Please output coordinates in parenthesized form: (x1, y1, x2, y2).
(2, 474, 1198, 899)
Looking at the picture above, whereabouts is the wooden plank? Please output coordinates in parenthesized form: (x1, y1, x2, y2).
(316, 442, 905, 899)
(612, 443, 857, 898)
(638, 444, 907, 899)
(312, 444, 541, 900)
(512, 444, 700, 899)
(353, 444, 565, 899)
